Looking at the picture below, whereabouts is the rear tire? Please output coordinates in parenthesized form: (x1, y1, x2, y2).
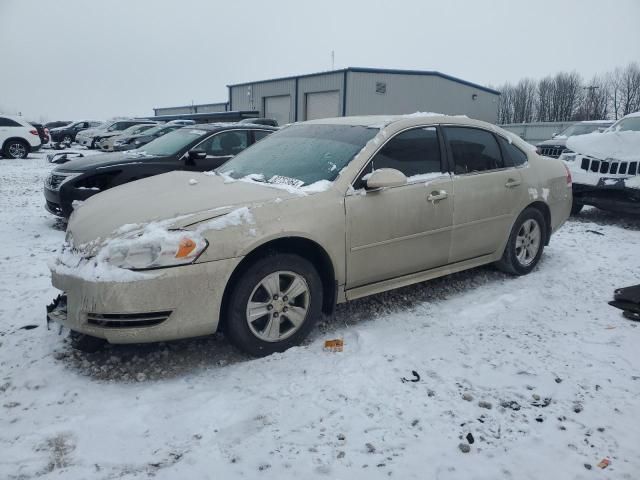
(3, 139, 29, 159)
(495, 207, 546, 276)
(224, 253, 323, 357)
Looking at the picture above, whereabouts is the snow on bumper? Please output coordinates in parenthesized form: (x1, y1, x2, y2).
(49, 258, 241, 344)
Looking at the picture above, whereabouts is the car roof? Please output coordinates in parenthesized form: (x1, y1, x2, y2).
(302, 113, 493, 129)
(182, 123, 278, 132)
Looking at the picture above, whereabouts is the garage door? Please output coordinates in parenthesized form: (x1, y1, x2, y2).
(264, 95, 291, 126)
(305, 91, 340, 120)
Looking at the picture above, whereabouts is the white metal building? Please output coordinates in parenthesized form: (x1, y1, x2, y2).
(228, 67, 500, 125)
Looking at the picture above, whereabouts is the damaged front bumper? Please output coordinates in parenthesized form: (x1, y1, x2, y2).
(573, 179, 640, 215)
(47, 258, 241, 344)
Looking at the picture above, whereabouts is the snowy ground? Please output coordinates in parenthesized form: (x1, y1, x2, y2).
(1, 150, 639, 479)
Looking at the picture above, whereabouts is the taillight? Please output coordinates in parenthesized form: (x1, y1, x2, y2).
(564, 164, 572, 186)
(30, 129, 39, 136)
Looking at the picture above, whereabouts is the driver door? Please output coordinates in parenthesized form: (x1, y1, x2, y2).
(345, 126, 454, 289)
(187, 130, 249, 171)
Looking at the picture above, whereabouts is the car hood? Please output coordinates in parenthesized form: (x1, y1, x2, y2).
(567, 130, 640, 162)
(537, 137, 567, 147)
(56, 151, 158, 171)
(68, 171, 299, 245)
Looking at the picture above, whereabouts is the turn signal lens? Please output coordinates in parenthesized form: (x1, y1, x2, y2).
(175, 238, 197, 258)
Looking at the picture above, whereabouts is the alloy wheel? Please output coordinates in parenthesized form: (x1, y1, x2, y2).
(8, 142, 27, 159)
(245, 271, 310, 342)
(515, 219, 541, 267)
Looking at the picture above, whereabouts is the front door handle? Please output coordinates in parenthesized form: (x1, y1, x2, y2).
(505, 178, 522, 188)
(427, 190, 448, 203)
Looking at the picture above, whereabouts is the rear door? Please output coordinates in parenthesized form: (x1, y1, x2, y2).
(345, 126, 453, 288)
(442, 126, 525, 263)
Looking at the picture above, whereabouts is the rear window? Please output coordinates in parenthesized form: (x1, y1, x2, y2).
(498, 136, 528, 167)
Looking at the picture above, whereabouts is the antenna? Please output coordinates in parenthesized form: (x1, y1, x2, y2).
(331, 50, 335, 70)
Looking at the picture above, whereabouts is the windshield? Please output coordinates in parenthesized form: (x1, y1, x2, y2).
(218, 124, 378, 186)
(135, 128, 206, 156)
(557, 124, 607, 137)
(607, 116, 640, 132)
(127, 124, 155, 135)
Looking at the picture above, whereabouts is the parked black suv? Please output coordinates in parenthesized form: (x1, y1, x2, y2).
(49, 121, 101, 143)
(44, 124, 277, 218)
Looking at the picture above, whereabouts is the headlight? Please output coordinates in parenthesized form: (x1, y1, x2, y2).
(133, 139, 142, 145)
(99, 231, 208, 270)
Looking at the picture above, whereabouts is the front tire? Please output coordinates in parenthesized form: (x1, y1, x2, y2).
(225, 253, 323, 357)
(496, 208, 546, 276)
(63, 134, 73, 144)
(3, 139, 29, 159)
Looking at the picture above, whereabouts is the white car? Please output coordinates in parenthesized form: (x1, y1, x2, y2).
(0, 114, 42, 159)
(76, 120, 155, 149)
(561, 111, 640, 214)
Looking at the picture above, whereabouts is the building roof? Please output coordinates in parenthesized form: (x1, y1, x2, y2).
(153, 101, 228, 111)
(227, 67, 500, 95)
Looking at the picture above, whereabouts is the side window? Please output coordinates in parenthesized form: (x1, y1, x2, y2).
(497, 136, 528, 167)
(198, 130, 249, 156)
(253, 130, 272, 143)
(356, 127, 442, 187)
(0, 117, 22, 127)
(443, 127, 504, 174)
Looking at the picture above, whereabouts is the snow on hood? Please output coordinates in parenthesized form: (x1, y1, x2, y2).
(67, 171, 297, 246)
(567, 130, 640, 161)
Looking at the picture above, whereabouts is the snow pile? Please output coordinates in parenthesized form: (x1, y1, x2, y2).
(567, 130, 640, 162)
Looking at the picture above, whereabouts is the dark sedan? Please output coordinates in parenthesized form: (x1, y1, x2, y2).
(43, 124, 276, 218)
(49, 121, 102, 143)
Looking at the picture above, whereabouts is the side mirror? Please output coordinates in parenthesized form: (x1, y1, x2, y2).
(188, 149, 207, 160)
(551, 132, 558, 138)
(597, 127, 606, 133)
(365, 168, 407, 190)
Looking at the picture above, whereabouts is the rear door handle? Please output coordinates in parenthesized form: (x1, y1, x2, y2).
(505, 179, 521, 188)
(427, 190, 448, 203)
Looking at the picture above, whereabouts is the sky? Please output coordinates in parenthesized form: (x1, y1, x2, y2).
(1, 0, 639, 122)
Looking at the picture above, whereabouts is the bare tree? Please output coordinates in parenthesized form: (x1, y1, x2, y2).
(536, 76, 554, 122)
(550, 72, 582, 121)
(512, 78, 537, 123)
(497, 83, 515, 124)
(575, 75, 609, 120)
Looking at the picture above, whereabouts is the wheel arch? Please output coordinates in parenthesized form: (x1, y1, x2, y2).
(219, 236, 337, 330)
(2, 137, 31, 152)
(525, 201, 552, 245)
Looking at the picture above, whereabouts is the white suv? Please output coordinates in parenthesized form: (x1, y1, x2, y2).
(0, 115, 42, 159)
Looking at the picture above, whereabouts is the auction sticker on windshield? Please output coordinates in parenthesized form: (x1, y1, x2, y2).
(269, 175, 304, 187)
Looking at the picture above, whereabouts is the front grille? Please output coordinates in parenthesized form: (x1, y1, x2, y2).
(86, 311, 172, 328)
(539, 146, 566, 158)
(580, 157, 638, 176)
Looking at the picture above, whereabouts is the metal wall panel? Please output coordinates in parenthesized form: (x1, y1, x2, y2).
(499, 122, 576, 145)
(230, 79, 296, 122)
(346, 72, 499, 123)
